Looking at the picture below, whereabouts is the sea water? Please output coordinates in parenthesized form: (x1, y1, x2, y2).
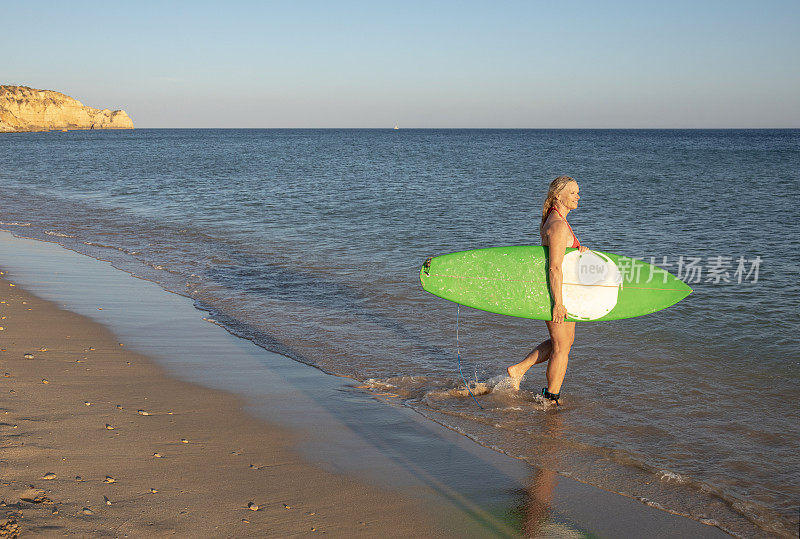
(1, 129, 797, 536)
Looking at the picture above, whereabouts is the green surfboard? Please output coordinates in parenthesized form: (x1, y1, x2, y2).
(420, 246, 692, 321)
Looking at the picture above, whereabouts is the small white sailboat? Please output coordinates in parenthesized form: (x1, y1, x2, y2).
(393, 124, 399, 130)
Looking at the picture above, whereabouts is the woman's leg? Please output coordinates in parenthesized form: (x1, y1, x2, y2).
(507, 339, 553, 390)
(543, 321, 575, 395)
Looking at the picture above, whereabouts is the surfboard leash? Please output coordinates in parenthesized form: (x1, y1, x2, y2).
(456, 304, 483, 409)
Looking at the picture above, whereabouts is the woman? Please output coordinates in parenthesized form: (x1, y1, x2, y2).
(506, 176, 588, 404)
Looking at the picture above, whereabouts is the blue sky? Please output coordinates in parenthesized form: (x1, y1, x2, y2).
(3, 0, 798, 127)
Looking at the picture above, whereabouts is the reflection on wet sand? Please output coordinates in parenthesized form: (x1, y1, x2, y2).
(520, 410, 569, 538)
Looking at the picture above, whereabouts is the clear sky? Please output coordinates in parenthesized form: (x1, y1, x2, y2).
(3, 0, 798, 128)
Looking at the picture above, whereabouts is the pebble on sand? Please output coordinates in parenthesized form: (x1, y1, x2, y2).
(137, 410, 150, 416)
(84, 401, 92, 406)
(103, 496, 112, 506)
(81, 507, 94, 515)
(105, 424, 115, 430)
(23, 353, 34, 359)
(150, 488, 158, 494)
(153, 453, 163, 458)
(41, 379, 49, 384)
(42, 472, 57, 480)
(247, 502, 259, 511)
(103, 476, 116, 484)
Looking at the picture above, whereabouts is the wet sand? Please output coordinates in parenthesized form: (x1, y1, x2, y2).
(0, 231, 732, 537)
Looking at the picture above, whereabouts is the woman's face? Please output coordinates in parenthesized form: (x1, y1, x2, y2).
(558, 181, 580, 210)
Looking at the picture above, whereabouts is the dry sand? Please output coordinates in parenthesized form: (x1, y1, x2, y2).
(0, 274, 452, 537)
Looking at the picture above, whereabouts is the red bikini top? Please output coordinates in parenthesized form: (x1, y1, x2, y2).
(548, 206, 581, 248)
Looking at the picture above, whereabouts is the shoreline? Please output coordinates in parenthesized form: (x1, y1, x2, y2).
(0, 231, 731, 537)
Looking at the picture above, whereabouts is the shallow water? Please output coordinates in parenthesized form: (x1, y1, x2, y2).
(1, 128, 798, 536)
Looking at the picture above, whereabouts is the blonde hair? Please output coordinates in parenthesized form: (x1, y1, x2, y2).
(541, 175, 576, 229)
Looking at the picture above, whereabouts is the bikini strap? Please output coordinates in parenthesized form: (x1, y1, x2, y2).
(550, 206, 579, 247)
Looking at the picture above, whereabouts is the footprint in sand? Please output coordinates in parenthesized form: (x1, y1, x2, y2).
(19, 488, 50, 503)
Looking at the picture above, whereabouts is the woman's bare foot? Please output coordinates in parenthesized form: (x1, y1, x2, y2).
(506, 365, 525, 391)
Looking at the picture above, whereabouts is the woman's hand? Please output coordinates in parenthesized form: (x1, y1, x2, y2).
(578, 245, 589, 253)
(552, 303, 568, 323)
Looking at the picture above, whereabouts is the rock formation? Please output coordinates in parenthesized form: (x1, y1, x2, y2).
(0, 85, 134, 132)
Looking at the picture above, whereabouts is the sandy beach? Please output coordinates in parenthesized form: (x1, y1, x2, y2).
(0, 232, 734, 537)
(0, 273, 458, 536)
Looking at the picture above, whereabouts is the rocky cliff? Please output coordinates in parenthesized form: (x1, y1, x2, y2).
(0, 85, 134, 132)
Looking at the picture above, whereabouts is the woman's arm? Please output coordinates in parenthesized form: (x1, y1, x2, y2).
(544, 223, 571, 323)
